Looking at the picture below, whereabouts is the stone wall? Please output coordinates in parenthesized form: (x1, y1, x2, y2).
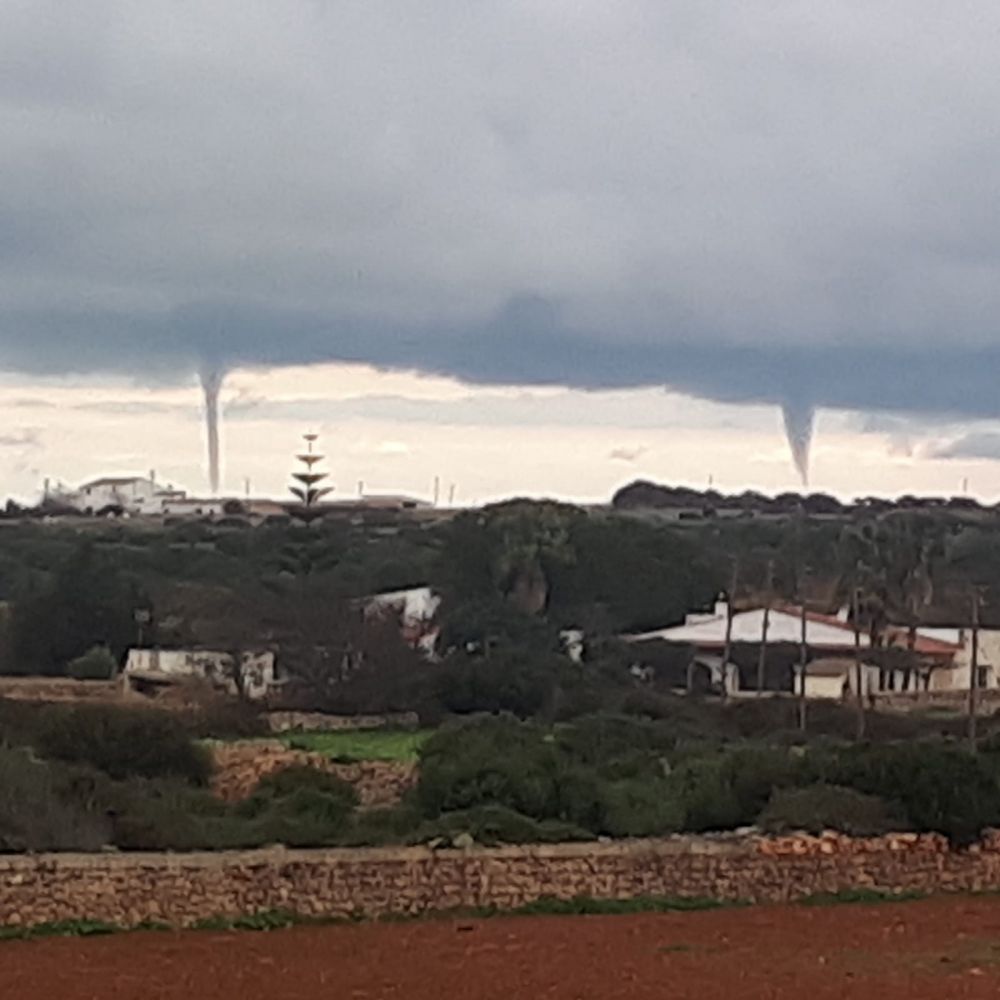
(264, 711, 419, 733)
(0, 677, 122, 704)
(211, 741, 417, 807)
(6, 832, 1000, 930)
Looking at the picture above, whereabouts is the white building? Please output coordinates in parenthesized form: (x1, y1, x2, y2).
(626, 600, 964, 698)
(55, 473, 188, 516)
(363, 586, 441, 656)
(123, 648, 278, 701)
(161, 497, 227, 518)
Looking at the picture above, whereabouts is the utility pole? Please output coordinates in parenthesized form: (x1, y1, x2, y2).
(968, 589, 981, 751)
(798, 600, 808, 732)
(756, 558, 774, 696)
(721, 559, 739, 700)
(852, 582, 867, 741)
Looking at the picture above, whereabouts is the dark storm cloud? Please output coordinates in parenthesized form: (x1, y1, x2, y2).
(3, 1, 1000, 426)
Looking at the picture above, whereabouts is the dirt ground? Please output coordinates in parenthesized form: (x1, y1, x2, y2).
(5, 897, 1000, 1000)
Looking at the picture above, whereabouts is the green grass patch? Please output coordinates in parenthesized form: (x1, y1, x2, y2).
(282, 729, 432, 762)
(507, 895, 742, 917)
(0, 919, 120, 942)
(191, 910, 313, 933)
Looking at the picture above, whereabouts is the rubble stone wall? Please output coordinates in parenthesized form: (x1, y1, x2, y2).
(265, 711, 419, 733)
(5, 832, 1000, 930)
(210, 741, 417, 807)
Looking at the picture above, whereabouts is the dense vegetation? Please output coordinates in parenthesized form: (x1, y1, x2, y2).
(5, 497, 1000, 854)
(2, 497, 999, 684)
(6, 699, 1000, 853)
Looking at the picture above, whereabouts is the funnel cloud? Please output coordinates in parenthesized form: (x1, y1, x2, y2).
(5, 3, 1000, 482)
(781, 401, 815, 486)
(200, 368, 224, 496)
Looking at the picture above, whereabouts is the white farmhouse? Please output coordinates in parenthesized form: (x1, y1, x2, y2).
(123, 648, 278, 701)
(57, 473, 188, 516)
(626, 600, 964, 698)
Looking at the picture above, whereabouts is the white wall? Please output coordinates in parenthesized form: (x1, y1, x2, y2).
(925, 630, 1000, 691)
(803, 673, 848, 700)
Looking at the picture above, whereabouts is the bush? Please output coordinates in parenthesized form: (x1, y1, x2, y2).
(758, 785, 904, 837)
(66, 645, 118, 681)
(555, 714, 674, 778)
(35, 705, 211, 785)
(175, 692, 268, 741)
(0, 749, 111, 852)
(252, 788, 356, 846)
(339, 805, 426, 847)
(417, 715, 685, 839)
(671, 756, 745, 832)
(107, 779, 256, 851)
(413, 805, 592, 846)
(804, 742, 1000, 843)
(250, 765, 360, 805)
(435, 653, 556, 718)
(235, 766, 360, 848)
(595, 779, 684, 838)
(416, 716, 562, 819)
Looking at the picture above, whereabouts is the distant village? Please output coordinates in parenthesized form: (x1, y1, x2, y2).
(23, 433, 443, 525)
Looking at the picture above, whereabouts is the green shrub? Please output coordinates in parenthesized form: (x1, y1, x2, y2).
(555, 714, 674, 779)
(66, 645, 118, 681)
(235, 765, 360, 848)
(251, 766, 360, 805)
(339, 805, 426, 847)
(252, 787, 356, 847)
(804, 742, 1000, 843)
(35, 705, 211, 785)
(416, 716, 562, 819)
(671, 755, 745, 832)
(435, 653, 556, 718)
(596, 779, 684, 838)
(108, 779, 255, 851)
(0, 749, 111, 852)
(413, 805, 592, 846)
(758, 784, 904, 837)
(726, 747, 802, 820)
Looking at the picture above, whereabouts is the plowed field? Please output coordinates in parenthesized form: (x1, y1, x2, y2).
(5, 897, 1000, 999)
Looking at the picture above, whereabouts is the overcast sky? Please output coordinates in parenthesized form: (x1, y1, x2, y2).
(4, 1, 1000, 501)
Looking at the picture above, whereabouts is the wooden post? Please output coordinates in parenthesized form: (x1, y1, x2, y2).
(968, 590, 981, 751)
(852, 584, 866, 741)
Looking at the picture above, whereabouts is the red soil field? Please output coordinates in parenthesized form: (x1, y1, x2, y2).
(5, 897, 1000, 1000)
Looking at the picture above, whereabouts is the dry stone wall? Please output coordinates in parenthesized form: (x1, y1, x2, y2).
(6, 832, 1000, 930)
(210, 741, 417, 807)
(265, 711, 419, 733)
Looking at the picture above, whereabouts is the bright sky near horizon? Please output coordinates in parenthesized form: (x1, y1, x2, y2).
(2, 362, 996, 506)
